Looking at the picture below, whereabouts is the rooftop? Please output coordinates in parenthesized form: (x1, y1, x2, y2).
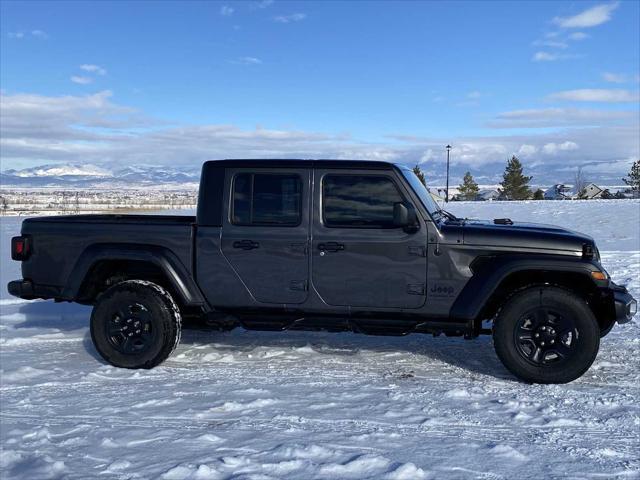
(204, 159, 396, 170)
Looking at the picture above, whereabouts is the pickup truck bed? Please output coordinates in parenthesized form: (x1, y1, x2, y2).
(18, 214, 197, 303)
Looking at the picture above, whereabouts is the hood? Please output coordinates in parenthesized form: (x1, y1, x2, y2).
(461, 219, 594, 254)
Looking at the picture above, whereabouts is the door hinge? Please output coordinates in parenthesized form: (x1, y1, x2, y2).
(407, 283, 425, 295)
(408, 246, 426, 257)
(290, 280, 308, 292)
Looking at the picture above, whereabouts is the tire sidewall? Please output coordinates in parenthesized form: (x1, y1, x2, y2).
(90, 280, 180, 369)
(493, 287, 600, 384)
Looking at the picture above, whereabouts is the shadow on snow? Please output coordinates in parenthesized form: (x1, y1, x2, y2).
(13, 300, 513, 381)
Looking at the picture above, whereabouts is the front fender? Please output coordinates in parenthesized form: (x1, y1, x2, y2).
(450, 254, 607, 321)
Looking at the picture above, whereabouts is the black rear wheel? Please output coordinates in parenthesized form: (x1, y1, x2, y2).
(493, 286, 599, 383)
(90, 280, 181, 369)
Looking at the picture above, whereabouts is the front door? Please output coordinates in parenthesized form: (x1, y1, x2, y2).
(221, 168, 310, 304)
(311, 169, 428, 309)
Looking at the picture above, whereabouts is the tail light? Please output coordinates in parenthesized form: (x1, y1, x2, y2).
(11, 236, 31, 261)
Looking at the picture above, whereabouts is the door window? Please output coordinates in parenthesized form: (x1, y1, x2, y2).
(232, 173, 302, 226)
(322, 175, 403, 228)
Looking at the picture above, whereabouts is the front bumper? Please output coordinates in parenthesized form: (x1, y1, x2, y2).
(611, 283, 637, 324)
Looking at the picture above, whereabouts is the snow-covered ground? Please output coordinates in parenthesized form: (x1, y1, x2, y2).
(1, 200, 639, 479)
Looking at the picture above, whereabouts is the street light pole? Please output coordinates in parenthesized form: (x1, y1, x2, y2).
(445, 144, 452, 203)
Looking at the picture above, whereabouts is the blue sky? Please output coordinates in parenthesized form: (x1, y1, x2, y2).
(1, 0, 639, 185)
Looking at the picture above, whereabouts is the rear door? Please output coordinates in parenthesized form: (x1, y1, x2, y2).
(221, 168, 310, 304)
(311, 169, 428, 309)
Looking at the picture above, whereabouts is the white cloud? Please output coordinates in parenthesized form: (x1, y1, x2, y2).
(8, 30, 47, 40)
(273, 13, 306, 23)
(601, 72, 633, 84)
(548, 89, 640, 103)
(70, 76, 93, 85)
(220, 5, 234, 16)
(80, 64, 107, 76)
(561, 141, 579, 150)
(231, 57, 263, 65)
(568, 31, 589, 40)
(488, 107, 635, 128)
(553, 2, 619, 28)
(532, 39, 568, 49)
(518, 144, 538, 156)
(532, 51, 558, 62)
(1, 91, 637, 185)
(542, 141, 579, 155)
(419, 149, 437, 163)
(455, 91, 484, 108)
(532, 51, 580, 62)
(256, 0, 274, 7)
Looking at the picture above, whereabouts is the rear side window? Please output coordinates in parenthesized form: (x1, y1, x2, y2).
(322, 175, 403, 228)
(232, 173, 302, 226)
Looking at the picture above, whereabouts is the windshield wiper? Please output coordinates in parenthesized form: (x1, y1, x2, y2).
(439, 209, 460, 222)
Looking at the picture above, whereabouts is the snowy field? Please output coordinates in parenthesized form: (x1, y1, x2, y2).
(1, 200, 639, 479)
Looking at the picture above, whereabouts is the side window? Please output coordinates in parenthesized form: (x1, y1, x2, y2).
(322, 175, 403, 228)
(232, 173, 302, 226)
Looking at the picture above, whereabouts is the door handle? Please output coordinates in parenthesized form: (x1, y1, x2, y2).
(318, 242, 344, 253)
(233, 240, 259, 250)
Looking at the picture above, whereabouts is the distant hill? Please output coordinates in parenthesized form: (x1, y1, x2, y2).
(1, 161, 630, 190)
(1, 163, 200, 188)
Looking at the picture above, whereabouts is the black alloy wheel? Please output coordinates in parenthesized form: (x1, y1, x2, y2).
(493, 286, 600, 384)
(514, 306, 578, 366)
(106, 302, 155, 355)
(91, 280, 181, 369)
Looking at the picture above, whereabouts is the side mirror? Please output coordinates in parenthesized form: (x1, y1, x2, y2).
(393, 202, 419, 232)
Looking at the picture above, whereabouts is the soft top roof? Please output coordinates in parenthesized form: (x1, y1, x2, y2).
(203, 159, 396, 170)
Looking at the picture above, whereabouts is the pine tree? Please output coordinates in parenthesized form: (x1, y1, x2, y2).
(533, 189, 544, 200)
(499, 156, 532, 200)
(413, 164, 426, 186)
(622, 160, 640, 194)
(458, 171, 479, 200)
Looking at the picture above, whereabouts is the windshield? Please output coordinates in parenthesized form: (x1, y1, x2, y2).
(399, 166, 442, 219)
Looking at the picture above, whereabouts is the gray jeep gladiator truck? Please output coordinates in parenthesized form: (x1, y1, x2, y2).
(8, 159, 637, 383)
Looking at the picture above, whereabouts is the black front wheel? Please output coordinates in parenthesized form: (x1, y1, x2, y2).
(493, 286, 600, 384)
(90, 280, 182, 369)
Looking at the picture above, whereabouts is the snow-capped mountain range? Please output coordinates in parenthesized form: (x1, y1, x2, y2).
(1, 164, 201, 188)
(1, 162, 629, 190)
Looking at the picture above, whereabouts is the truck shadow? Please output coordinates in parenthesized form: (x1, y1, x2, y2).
(13, 301, 513, 381)
(14, 301, 92, 331)
(177, 326, 514, 381)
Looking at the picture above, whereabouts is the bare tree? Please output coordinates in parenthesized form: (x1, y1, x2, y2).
(574, 167, 588, 199)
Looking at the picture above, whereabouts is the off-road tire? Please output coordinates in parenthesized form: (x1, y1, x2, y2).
(493, 286, 600, 384)
(90, 280, 182, 369)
